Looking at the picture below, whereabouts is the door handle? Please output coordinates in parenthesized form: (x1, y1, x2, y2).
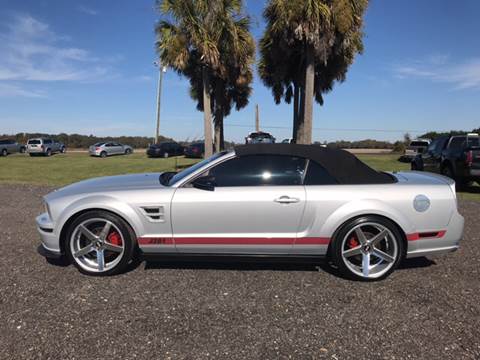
(274, 196, 300, 204)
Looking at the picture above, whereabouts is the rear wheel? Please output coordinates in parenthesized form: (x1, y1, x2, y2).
(100, 151, 107, 158)
(330, 216, 404, 281)
(60, 147, 66, 154)
(65, 210, 137, 276)
(164, 152, 169, 158)
(1, 149, 7, 156)
(45, 149, 52, 157)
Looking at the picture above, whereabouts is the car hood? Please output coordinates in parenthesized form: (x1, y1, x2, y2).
(46, 173, 165, 199)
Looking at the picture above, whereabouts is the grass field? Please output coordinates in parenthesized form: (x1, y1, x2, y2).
(0, 151, 478, 201)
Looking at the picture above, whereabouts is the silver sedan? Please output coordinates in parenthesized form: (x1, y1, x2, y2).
(36, 144, 463, 280)
(89, 142, 133, 158)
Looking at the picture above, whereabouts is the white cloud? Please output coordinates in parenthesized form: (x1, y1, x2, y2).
(77, 5, 99, 16)
(0, 14, 110, 82)
(0, 83, 46, 98)
(393, 55, 480, 90)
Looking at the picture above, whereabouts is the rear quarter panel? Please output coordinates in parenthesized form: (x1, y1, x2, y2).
(300, 182, 455, 241)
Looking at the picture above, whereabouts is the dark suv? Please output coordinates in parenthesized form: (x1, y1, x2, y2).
(411, 134, 480, 185)
(147, 142, 184, 158)
(184, 142, 205, 158)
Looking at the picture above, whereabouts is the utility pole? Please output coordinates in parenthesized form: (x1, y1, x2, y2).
(255, 104, 260, 132)
(154, 60, 167, 144)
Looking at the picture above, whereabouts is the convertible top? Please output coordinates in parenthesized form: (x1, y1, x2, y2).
(234, 144, 395, 184)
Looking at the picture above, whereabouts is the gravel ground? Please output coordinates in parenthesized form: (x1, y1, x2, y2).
(0, 184, 479, 360)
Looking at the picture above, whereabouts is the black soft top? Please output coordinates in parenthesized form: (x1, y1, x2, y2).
(234, 144, 395, 185)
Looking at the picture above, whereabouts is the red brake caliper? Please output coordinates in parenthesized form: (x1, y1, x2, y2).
(107, 231, 123, 246)
(348, 235, 359, 248)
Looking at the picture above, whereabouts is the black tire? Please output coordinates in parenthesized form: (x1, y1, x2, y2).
(20, 147, 26, 154)
(61, 147, 66, 154)
(164, 152, 169, 158)
(1, 149, 7, 156)
(411, 162, 417, 171)
(100, 151, 107, 158)
(45, 149, 52, 157)
(125, 148, 132, 155)
(330, 215, 405, 281)
(65, 210, 137, 276)
(29, 153, 35, 157)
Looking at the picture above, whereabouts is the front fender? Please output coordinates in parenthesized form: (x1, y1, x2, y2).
(319, 199, 415, 239)
(54, 194, 143, 239)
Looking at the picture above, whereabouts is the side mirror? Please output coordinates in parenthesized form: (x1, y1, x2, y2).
(192, 175, 216, 191)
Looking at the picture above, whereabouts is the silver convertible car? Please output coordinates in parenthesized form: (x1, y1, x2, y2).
(36, 144, 464, 280)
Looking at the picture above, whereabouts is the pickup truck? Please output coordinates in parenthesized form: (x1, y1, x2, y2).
(411, 134, 480, 186)
(0, 139, 26, 156)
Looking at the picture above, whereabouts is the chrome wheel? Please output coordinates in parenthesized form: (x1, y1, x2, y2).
(341, 222, 398, 279)
(70, 218, 125, 273)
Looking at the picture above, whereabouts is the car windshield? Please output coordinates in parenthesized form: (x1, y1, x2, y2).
(93, 142, 105, 147)
(28, 139, 41, 144)
(167, 151, 228, 186)
(466, 137, 480, 147)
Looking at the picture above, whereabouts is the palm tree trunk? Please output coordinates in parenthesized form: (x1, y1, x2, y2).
(214, 78, 225, 152)
(202, 66, 213, 157)
(298, 46, 314, 144)
(292, 83, 300, 142)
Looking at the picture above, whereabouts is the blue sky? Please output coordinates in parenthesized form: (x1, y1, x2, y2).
(0, 0, 479, 143)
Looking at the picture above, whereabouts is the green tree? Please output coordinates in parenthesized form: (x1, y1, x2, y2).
(259, 0, 368, 144)
(156, 0, 254, 155)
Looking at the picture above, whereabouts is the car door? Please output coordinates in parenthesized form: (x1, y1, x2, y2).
(170, 154, 307, 254)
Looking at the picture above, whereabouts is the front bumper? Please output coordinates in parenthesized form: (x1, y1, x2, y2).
(406, 211, 464, 258)
(36, 212, 62, 256)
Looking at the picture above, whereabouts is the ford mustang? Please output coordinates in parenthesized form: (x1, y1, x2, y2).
(36, 144, 464, 280)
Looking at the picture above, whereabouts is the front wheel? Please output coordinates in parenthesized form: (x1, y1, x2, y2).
(45, 149, 52, 157)
(125, 148, 132, 155)
(1, 149, 7, 156)
(330, 216, 404, 281)
(65, 210, 137, 276)
(61, 147, 66, 154)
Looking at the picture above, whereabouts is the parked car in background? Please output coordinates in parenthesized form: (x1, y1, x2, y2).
(0, 139, 26, 156)
(184, 142, 205, 158)
(27, 138, 65, 156)
(403, 139, 431, 160)
(282, 138, 294, 144)
(89, 142, 133, 158)
(411, 133, 480, 186)
(147, 142, 184, 158)
(245, 131, 275, 144)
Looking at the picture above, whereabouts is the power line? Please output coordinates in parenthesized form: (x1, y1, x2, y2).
(224, 123, 425, 134)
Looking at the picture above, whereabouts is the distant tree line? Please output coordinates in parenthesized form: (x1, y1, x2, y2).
(322, 139, 394, 149)
(0, 133, 173, 149)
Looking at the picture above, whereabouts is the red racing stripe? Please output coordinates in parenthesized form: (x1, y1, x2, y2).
(137, 237, 330, 245)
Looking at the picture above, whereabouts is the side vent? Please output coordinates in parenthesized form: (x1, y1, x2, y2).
(140, 206, 165, 223)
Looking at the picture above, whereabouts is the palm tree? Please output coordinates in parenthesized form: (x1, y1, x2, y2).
(156, 0, 254, 155)
(260, 0, 368, 144)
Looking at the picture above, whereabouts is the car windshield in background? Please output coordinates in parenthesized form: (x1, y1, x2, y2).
(466, 137, 480, 147)
(410, 141, 429, 147)
(28, 140, 41, 144)
(168, 151, 227, 186)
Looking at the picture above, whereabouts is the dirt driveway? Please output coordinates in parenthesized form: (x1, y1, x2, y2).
(0, 184, 479, 359)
